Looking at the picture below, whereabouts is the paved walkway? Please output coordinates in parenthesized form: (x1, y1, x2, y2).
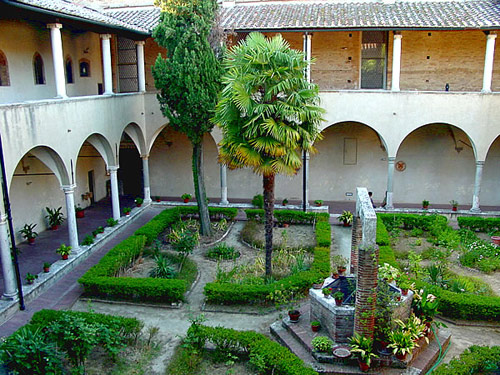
(0, 205, 162, 338)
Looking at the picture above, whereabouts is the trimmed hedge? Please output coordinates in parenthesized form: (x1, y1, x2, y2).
(375, 215, 399, 268)
(30, 309, 143, 338)
(457, 216, 500, 233)
(378, 213, 447, 231)
(177, 206, 238, 221)
(134, 208, 180, 245)
(204, 247, 330, 304)
(433, 345, 500, 375)
(376, 219, 390, 246)
(191, 325, 318, 375)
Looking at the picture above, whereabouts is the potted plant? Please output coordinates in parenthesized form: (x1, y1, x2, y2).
(282, 198, 289, 206)
(395, 314, 428, 344)
(311, 320, 321, 332)
(332, 255, 348, 275)
(92, 226, 104, 238)
(312, 278, 324, 289)
(338, 210, 353, 227)
(123, 207, 131, 216)
(333, 290, 344, 306)
(311, 336, 333, 353)
(135, 197, 144, 207)
(25, 272, 38, 285)
(288, 309, 301, 322)
(45, 207, 65, 230)
(398, 277, 412, 296)
(82, 234, 94, 246)
(154, 196, 161, 202)
(75, 205, 85, 219)
(449, 200, 458, 212)
(43, 262, 51, 273)
(378, 263, 401, 283)
(19, 223, 38, 244)
(314, 199, 323, 207)
(322, 287, 333, 298)
(387, 329, 416, 361)
(56, 244, 72, 260)
(181, 193, 192, 203)
(422, 200, 429, 209)
(349, 333, 378, 372)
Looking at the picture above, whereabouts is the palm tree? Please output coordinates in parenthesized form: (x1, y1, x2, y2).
(213, 32, 325, 277)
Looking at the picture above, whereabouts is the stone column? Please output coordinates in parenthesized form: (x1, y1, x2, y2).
(0, 214, 17, 299)
(385, 157, 396, 209)
(100, 34, 113, 95)
(482, 33, 497, 93)
(108, 166, 120, 220)
(62, 185, 79, 252)
(220, 164, 229, 205)
(141, 155, 151, 203)
(47, 23, 67, 98)
(136, 41, 146, 92)
(303, 152, 310, 209)
(471, 161, 485, 212)
(303, 32, 312, 82)
(391, 33, 402, 92)
(302, 33, 312, 209)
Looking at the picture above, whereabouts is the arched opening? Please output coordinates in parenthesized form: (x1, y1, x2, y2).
(119, 133, 142, 197)
(148, 126, 220, 200)
(33, 52, 45, 85)
(482, 135, 500, 207)
(309, 121, 388, 203)
(79, 59, 90, 77)
(65, 56, 74, 84)
(395, 123, 475, 205)
(0, 50, 10, 86)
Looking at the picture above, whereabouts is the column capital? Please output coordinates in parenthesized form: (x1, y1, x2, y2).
(393, 33, 403, 40)
(100, 34, 112, 40)
(476, 160, 485, 166)
(141, 154, 150, 159)
(486, 33, 498, 40)
(47, 23, 63, 30)
(388, 156, 396, 162)
(61, 184, 77, 193)
(135, 40, 146, 46)
(108, 165, 119, 172)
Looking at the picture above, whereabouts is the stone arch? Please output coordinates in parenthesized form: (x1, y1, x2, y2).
(80, 133, 116, 168)
(481, 135, 500, 207)
(10, 146, 69, 188)
(147, 123, 169, 154)
(394, 123, 476, 205)
(122, 123, 146, 156)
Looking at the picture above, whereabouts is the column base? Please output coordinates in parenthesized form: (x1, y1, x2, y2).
(384, 205, 394, 210)
(470, 207, 481, 213)
(144, 198, 152, 204)
(2, 290, 18, 300)
(220, 200, 229, 206)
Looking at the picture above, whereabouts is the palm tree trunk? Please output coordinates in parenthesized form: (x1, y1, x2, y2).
(263, 173, 275, 278)
(192, 141, 212, 236)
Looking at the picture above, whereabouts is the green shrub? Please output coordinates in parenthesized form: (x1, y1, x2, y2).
(379, 245, 399, 269)
(82, 234, 94, 246)
(457, 217, 500, 233)
(315, 221, 331, 248)
(0, 326, 62, 374)
(376, 219, 390, 246)
(375, 216, 399, 268)
(106, 218, 119, 227)
(189, 325, 317, 375)
(433, 345, 500, 375)
(149, 254, 176, 279)
(177, 206, 238, 221)
(135, 208, 180, 245)
(207, 243, 240, 260)
(252, 194, 264, 208)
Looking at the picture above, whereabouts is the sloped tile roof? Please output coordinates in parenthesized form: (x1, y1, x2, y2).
(4, 0, 149, 32)
(218, 1, 500, 30)
(106, 6, 160, 32)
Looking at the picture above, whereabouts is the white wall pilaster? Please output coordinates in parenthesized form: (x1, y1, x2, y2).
(141, 155, 151, 203)
(136, 41, 146, 92)
(471, 161, 484, 212)
(62, 185, 79, 252)
(47, 23, 67, 98)
(482, 33, 497, 93)
(391, 33, 403, 92)
(0, 214, 17, 299)
(100, 34, 113, 95)
(109, 166, 120, 220)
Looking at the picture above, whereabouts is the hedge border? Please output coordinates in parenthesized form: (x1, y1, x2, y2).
(79, 207, 237, 303)
(457, 216, 500, 233)
(375, 215, 398, 268)
(433, 345, 500, 374)
(190, 325, 318, 375)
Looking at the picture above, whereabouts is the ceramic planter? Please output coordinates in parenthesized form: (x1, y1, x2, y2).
(335, 298, 343, 307)
(43, 267, 50, 273)
(76, 210, 85, 219)
(358, 361, 370, 372)
(28, 238, 35, 244)
(288, 310, 301, 323)
(311, 324, 320, 332)
(491, 236, 500, 245)
(62, 254, 69, 260)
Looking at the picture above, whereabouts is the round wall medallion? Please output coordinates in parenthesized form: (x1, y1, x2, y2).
(395, 161, 406, 172)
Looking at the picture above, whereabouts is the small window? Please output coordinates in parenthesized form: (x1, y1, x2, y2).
(33, 52, 45, 85)
(65, 57, 74, 84)
(0, 50, 10, 86)
(79, 59, 90, 77)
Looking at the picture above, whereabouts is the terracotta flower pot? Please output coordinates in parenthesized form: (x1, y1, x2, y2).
(313, 283, 323, 289)
(332, 273, 339, 279)
(136, 203, 142, 207)
(43, 267, 50, 273)
(27, 280, 34, 285)
(51, 225, 58, 230)
(423, 205, 429, 210)
(125, 212, 130, 216)
(343, 221, 350, 227)
(402, 289, 408, 296)
(491, 236, 500, 245)
(311, 325, 320, 332)
(452, 206, 457, 212)
(337, 267, 346, 275)
(76, 211, 85, 219)
(395, 352, 407, 361)
(28, 238, 35, 244)
(183, 199, 189, 203)
(358, 361, 370, 372)
(288, 310, 301, 323)
(335, 298, 343, 307)
(62, 254, 69, 260)
(283, 223, 290, 228)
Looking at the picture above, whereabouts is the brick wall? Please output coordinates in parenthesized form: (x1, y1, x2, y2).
(145, 37, 166, 92)
(350, 215, 362, 274)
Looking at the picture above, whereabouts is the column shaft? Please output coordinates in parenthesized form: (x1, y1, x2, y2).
(0, 215, 17, 299)
(142, 156, 151, 203)
(471, 161, 484, 212)
(482, 34, 497, 93)
(136, 41, 146, 92)
(220, 164, 228, 205)
(385, 157, 395, 209)
(109, 166, 121, 220)
(101, 34, 113, 95)
(391, 33, 403, 92)
(62, 185, 79, 251)
(302, 32, 312, 209)
(47, 23, 67, 98)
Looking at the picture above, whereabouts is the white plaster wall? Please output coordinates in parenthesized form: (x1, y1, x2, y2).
(482, 137, 500, 206)
(0, 20, 103, 104)
(394, 124, 476, 205)
(309, 123, 387, 202)
(10, 156, 65, 243)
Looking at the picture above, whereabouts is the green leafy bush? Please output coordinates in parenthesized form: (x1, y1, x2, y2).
(82, 234, 94, 246)
(206, 243, 239, 260)
(457, 217, 500, 233)
(433, 345, 500, 374)
(149, 254, 177, 279)
(315, 221, 331, 248)
(376, 219, 390, 246)
(177, 206, 238, 221)
(252, 194, 264, 208)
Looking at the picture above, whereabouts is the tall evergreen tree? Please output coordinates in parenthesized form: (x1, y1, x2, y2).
(152, 0, 222, 236)
(213, 33, 325, 277)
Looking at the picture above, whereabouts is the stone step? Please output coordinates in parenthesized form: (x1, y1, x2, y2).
(410, 329, 452, 374)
